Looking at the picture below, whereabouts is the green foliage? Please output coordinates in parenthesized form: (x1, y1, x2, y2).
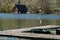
(0, 0, 60, 14)
(0, 5, 13, 13)
(0, 0, 14, 13)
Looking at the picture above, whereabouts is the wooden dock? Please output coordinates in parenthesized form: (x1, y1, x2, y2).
(0, 25, 60, 39)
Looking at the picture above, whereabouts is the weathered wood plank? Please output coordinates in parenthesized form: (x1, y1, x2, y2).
(0, 25, 60, 39)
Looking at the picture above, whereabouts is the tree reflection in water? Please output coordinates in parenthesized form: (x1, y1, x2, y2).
(0, 36, 51, 40)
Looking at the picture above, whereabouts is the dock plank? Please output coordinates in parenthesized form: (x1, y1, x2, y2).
(0, 25, 60, 39)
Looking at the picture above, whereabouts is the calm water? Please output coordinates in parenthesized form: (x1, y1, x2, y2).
(0, 36, 53, 40)
(0, 14, 60, 40)
(0, 14, 60, 19)
(0, 37, 28, 40)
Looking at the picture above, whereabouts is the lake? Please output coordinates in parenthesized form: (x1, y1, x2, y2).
(0, 14, 60, 40)
(0, 36, 55, 40)
(0, 14, 60, 19)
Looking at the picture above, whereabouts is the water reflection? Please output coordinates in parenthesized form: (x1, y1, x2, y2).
(0, 19, 40, 31)
(0, 36, 58, 40)
(0, 19, 60, 31)
(0, 36, 28, 40)
(0, 19, 59, 40)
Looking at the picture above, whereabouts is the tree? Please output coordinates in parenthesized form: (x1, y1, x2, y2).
(39, 0, 52, 14)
